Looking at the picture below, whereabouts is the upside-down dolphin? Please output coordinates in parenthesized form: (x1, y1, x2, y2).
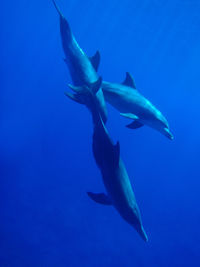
(102, 72, 173, 139)
(66, 80, 148, 242)
(53, 0, 107, 122)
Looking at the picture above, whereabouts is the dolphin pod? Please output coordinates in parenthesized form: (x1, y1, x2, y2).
(53, 1, 173, 241)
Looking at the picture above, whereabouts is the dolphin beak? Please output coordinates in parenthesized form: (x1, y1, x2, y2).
(164, 128, 174, 140)
(138, 226, 148, 242)
(135, 224, 148, 242)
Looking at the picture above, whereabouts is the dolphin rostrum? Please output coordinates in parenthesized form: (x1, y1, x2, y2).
(66, 80, 148, 242)
(102, 72, 173, 139)
(53, 0, 107, 122)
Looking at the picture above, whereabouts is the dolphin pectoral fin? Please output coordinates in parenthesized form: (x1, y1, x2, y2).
(64, 92, 84, 104)
(120, 113, 143, 129)
(87, 192, 112, 205)
(67, 84, 84, 93)
(120, 113, 139, 120)
(126, 121, 144, 129)
(89, 50, 100, 71)
(122, 72, 137, 89)
(68, 77, 102, 94)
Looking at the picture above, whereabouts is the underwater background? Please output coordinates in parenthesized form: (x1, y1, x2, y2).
(1, 0, 200, 266)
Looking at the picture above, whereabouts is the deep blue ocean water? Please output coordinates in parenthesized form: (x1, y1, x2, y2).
(1, 0, 200, 266)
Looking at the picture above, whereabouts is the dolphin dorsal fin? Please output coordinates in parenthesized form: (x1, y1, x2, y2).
(89, 50, 100, 71)
(122, 72, 136, 89)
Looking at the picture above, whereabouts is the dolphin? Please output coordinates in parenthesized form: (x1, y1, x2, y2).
(66, 80, 148, 242)
(53, 0, 107, 122)
(101, 72, 173, 139)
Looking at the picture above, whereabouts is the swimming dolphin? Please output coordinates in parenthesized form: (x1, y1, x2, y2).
(53, 0, 107, 122)
(66, 80, 148, 242)
(102, 72, 173, 139)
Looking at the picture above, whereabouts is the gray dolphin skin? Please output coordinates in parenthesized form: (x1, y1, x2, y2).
(53, 0, 107, 122)
(66, 81, 148, 242)
(102, 72, 173, 140)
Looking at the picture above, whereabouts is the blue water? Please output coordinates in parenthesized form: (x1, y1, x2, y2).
(1, 0, 200, 266)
